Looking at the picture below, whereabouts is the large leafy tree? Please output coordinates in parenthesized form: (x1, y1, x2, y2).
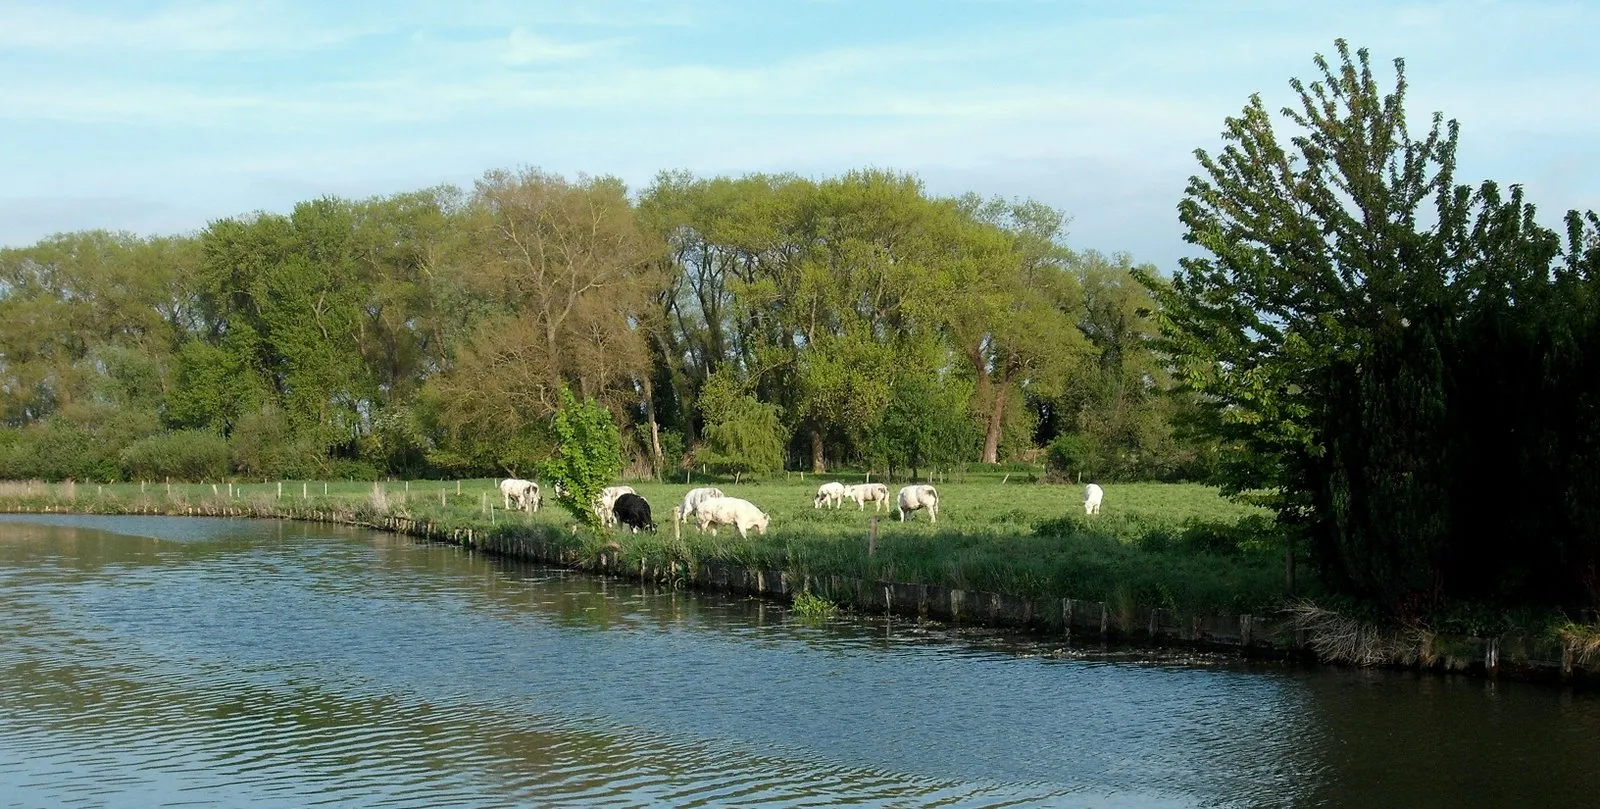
(1145, 39, 1599, 612)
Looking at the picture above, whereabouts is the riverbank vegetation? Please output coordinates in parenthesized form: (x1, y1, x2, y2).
(3, 40, 1599, 647)
(0, 476, 1289, 616)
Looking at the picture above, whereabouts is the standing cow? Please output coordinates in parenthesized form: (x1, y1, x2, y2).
(611, 493, 656, 534)
(813, 481, 847, 509)
(896, 485, 939, 523)
(594, 485, 636, 527)
(843, 483, 891, 512)
(694, 496, 771, 539)
(680, 487, 725, 527)
(1084, 483, 1104, 515)
(499, 478, 540, 512)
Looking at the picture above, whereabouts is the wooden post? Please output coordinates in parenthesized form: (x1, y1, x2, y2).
(672, 506, 682, 541)
(302, 482, 307, 499)
(324, 482, 328, 496)
(277, 481, 282, 499)
(228, 483, 233, 498)
(456, 480, 461, 495)
(440, 488, 446, 507)
(869, 516, 879, 556)
(140, 480, 146, 493)
(212, 483, 218, 496)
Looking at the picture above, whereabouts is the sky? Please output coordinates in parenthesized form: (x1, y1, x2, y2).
(2, 0, 1597, 271)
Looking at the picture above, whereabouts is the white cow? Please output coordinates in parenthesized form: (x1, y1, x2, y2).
(595, 485, 637, 527)
(499, 478, 540, 512)
(813, 481, 847, 509)
(896, 484, 939, 523)
(680, 487, 725, 525)
(694, 496, 771, 538)
(843, 483, 891, 512)
(1084, 483, 1104, 515)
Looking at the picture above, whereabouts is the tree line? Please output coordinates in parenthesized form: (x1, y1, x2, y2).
(0, 169, 1208, 484)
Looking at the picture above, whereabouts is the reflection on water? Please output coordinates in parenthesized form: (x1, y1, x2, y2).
(2, 514, 1598, 808)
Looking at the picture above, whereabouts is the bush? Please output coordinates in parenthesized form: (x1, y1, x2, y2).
(327, 459, 382, 481)
(230, 406, 325, 479)
(120, 430, 231, 481)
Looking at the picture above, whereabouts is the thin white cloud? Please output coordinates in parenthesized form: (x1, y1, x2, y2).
(0, 1, 371, 53)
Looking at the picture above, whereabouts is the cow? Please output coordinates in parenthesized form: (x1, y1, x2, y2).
(611, 493, 656, 534)
(813, 481, 847, 509)
(592, 485, 637, 527)
(843, 483, 891, 512)
(844, 483, 890, 511)
(896, 484, 939, 523)
(680, 487, 726, 526)
(694, 496, 771, 539)
(499, 478, 540, 512)
(1084, 483, 1104, 515)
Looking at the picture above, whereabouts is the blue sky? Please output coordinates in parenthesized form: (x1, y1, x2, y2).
(2, 0, 1596, 271)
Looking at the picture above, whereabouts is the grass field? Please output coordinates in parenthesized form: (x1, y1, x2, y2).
(0, 473, 1293, 615)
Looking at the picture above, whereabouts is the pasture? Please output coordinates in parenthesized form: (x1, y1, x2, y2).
(0, 474, 1292, 615)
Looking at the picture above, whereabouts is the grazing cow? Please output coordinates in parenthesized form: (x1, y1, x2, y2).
(499, 478, 540, 512)
(813, 481, 847, 509)
(680, 487, 725, 525)
(843, 483, 891, 512)
(611, 493, 656, 534)
(694, 496, 771, 539)
(1084, 483, 1104, 515)
(594, 485, 637, 527)
(896, 484, 939, 523)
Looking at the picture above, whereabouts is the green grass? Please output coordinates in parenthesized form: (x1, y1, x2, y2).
(0, 474, 1291, 615)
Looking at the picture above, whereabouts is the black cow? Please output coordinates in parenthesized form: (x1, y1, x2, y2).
(611, 492, 656, 534)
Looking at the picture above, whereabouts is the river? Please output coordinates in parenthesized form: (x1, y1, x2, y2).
(2, 514, 1597, 808)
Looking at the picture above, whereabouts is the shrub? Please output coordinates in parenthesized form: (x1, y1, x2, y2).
(120, 431, 231, 481)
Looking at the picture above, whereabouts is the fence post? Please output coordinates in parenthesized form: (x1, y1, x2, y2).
(869, 516, 879, 556)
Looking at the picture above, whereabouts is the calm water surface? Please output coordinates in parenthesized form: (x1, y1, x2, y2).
(3, 514, 1598, 808)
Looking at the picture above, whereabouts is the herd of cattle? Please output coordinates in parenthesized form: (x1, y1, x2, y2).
(495, 477, 1107, 536)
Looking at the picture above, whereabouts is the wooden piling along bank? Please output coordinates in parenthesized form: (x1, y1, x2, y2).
(1, 499, 1591, 686)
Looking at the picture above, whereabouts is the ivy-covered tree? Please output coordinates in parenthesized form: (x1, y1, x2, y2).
(538, 387, 624, 529)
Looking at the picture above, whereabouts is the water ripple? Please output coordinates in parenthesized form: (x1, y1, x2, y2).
(4, 515, 1600, 808)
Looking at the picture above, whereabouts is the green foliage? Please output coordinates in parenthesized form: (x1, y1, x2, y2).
(1144, 39, 1600, 614)
(119, 430, 231, 481)
(230, 406, 326, 480)
(790, 590, 838, 620)
(868, 367, 977, 479)
(0, 406, 158, 481)
(697, 371, 786, 477)
(538, 388, 624, 529)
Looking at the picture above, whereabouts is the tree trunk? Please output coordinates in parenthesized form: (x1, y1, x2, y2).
(982, 382, 1009, 464)
(810, 425, 826, 474)
(642, 375, 664, 475)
